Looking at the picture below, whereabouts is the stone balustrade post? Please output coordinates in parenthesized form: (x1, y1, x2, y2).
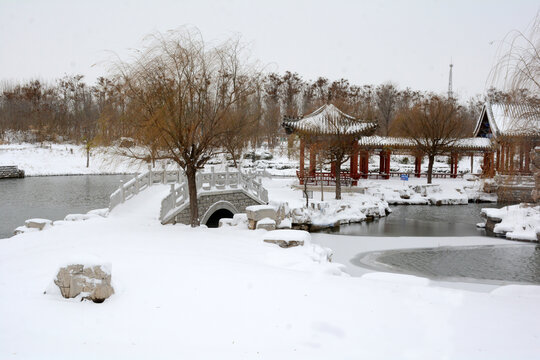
(210, 167, 216, 188)
(162, 164, 166, 184)
(134, 174, 139, 194)
(225, 166, 229, 187)
(148, 164, 153, 186)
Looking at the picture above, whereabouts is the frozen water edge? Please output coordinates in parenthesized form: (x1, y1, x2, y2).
(311, 233, 519, 292)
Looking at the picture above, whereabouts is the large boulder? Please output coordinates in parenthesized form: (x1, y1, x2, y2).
(24, 218, 52, 230)
(256, 217, 276, 231)
(246, 205, 276, 221)
(246, 205, 277, 230)
(54, 264, 114, 303)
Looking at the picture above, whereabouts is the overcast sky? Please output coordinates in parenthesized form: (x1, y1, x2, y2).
(0, 0, 538, 99)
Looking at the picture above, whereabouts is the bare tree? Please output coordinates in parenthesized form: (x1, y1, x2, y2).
(375, 83, 399, 136)
(107, 29, 258, 226)
(394, 95, 468, 184)
(489, 12, 540, 99)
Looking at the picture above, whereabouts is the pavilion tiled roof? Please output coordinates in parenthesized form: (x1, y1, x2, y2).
(473, 101, 540, 138)
(357, 136, 493, 152)
(282, 104, 377, 136)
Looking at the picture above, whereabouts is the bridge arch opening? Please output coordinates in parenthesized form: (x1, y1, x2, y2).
(205, 208, 234, 228)
(200, 200, 239, 228)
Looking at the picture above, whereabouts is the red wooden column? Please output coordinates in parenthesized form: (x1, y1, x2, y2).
(350, 142, 359, 185)
(524, 144, 531, 173)
(360, 151, 370, 178)
(450, 153, 458, 178)
(504, 143, 510, 173)
(488, 152, 495, 177)
(384, 151, 391, 179)
(470, 154, 474, 174)
(414, 155, 422, 177)
(379, 150, 385, 177)
(519, 144, 524, 172)
(509, 144, 515, 173)
(496, 147, 501, 172)
(299, 138, 305, 185)
(309, 144, 316, 176)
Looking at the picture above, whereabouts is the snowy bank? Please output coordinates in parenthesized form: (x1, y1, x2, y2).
(481, 204, 540, 242)
(0, 143, 145, 176)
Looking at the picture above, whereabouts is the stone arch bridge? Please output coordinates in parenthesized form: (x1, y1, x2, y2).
(109, 167, 268, 226)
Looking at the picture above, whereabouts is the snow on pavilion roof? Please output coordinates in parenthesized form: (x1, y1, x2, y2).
(282, 104, 377, 136)
(473, 101, 540, 138)
(357, 136, 492, 151)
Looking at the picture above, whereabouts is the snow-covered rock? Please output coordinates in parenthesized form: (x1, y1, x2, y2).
(24, 218, 52, 230)
(256, 217, 276, 231)
(53, 264, 114, 303)
(263, 229, 310, 248)
(482, 204, 540, 242)
(245, 205, 277, 222)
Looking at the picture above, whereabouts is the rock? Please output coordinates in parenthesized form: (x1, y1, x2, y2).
(13, 226, 38, 235)
(24, 218, 52, 230)
(245, 205, 277, 222)
(218, 218, 234, 227)
(263, 229, 311, 248)
(256, 217, 276, 231)
(54, 264, 114, 303)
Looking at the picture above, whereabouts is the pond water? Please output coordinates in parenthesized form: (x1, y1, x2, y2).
(354, 245, 540, 285)
(321, 203, 500, 237)
(0, 175, 130, 239)
(316, 203, 540, 285)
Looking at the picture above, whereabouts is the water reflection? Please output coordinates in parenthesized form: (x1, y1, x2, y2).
(0, 175, 131, 239)
(322, 203, 500, 237)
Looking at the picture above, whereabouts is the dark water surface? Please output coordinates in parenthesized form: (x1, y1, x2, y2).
(354, 245, 540, 284)
(0, 175, 130, 239)
(323, 203, 501, 237)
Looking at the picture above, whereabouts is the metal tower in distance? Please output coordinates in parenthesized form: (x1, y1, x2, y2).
(448, 62, 454, 99)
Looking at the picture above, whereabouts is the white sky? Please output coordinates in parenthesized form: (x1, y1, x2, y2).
(0, 0, 538, 99)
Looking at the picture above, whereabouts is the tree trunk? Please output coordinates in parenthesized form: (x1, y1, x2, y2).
(427, 154, 434, 184)
(185, 165, 200, 227)
(335, 161, 342, 200)
(86, 145, 90, 168)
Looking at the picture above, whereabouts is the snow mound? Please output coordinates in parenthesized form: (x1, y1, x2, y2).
(263, 229, 311, 244)
(362, 272, 430, 286)
(491, 285, 540, 298)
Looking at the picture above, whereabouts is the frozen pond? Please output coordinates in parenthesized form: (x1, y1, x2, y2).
(321, 203, 500, 237)
(355, 244, 540, 285)
(0, 175, 131, 239)
(313, 203, 540, 285)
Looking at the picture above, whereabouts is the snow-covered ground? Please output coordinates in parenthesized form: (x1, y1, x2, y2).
(1, 142, 484, 177)
(2, 178, 540, 359)
(0, 143, 145, 176)
(263, 177, 494, 228)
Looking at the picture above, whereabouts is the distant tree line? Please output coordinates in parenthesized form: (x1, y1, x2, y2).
(2, 70, 526, 147)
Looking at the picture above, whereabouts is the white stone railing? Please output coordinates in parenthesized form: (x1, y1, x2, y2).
(159, 167, 269, 223)
(109, 165, 182, 211)
(109, 165, 269, 219)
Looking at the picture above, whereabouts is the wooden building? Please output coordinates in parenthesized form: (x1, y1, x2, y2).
(473, 101, 540, 175)
(283, 103, 497, 185)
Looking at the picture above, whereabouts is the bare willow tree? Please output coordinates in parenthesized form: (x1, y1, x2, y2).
(107, 29, 258, 226)
(394, 95, 468, 184)
(489, 12, 540, 100)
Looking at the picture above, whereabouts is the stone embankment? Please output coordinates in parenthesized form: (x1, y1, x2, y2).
(0, 165, 24, 179)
